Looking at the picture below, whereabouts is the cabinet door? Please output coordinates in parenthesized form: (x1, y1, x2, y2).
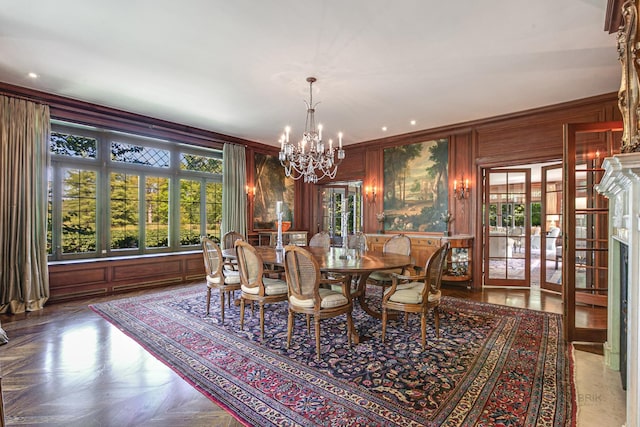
(410, 237, 440, 268)
(366, 235, 389, 253)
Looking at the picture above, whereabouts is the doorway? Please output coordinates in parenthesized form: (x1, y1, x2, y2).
(482, 162, 563, 289)
(318, 180, 363, 246)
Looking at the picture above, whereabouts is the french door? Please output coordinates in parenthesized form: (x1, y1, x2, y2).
(540, 164, 563, 292)
(483, 169, 530, 287)
(563, 121, 621, 342)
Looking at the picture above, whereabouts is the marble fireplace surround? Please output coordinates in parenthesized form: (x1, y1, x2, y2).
(596, 152, 640, 427)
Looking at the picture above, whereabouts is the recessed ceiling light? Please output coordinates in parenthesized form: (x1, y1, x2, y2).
(27, 72, 38, 79)
(381, 126, 387, 132)
(410, 120, 416, 126)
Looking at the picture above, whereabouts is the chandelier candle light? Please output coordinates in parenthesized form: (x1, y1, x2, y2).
(279, 77, 345, 183)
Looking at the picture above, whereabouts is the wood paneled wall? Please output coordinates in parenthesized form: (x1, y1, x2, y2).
(1, 81, 622, 297)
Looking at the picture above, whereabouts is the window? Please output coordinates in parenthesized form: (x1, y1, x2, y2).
(48, 123, 222, 260)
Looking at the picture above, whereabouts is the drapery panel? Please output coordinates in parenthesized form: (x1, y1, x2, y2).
(0, 95, 50, 315)
(221, 143, 247, 239)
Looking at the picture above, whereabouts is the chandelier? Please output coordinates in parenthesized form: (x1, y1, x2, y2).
(278, 77, 345, 183)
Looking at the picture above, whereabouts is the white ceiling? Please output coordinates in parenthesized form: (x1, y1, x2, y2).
(0, 0, 620, 146)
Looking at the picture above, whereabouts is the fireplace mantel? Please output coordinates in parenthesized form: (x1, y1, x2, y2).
(596, 152, 640, 427)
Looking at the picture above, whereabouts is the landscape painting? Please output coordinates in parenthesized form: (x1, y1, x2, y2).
(253, 153, 294, 230)
(382, 138, 448, 233)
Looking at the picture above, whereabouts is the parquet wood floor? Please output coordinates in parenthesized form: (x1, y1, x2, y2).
(0, 283, 607, 426)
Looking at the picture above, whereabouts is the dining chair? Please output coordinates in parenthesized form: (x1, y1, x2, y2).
(347, 231, 368, 252)
(381, 242, 449, 349)
(283, 245, 354, 359)
(222, 231, 245, 270)
(235, 241, 288, 339)
(308, 231, 331, 248)
(367, 234, 412, 288)
(201, 237, 241, 323)
(222, 231, 245, 250)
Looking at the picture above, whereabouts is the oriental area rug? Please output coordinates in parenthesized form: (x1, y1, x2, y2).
(90, 284, 575, 427)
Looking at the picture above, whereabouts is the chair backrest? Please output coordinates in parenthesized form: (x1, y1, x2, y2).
(383, 234, 411, 256)
(235, 240, 264, 290)
(283, 245, 321, 304)
(309, 231, 331, 248)
(201, 237, 223, 277)
(347, 232, 368, 251)
(223, 231, 245, 250)
(423, 242, 449, 296)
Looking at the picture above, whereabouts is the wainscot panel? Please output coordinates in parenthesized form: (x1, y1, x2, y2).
(48, 252, 205, 303)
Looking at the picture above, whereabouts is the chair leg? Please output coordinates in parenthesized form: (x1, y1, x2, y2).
(314, 316, 321, 359)
(220, 291, 225, 323)
(287, 310, 294, 349)
(434, 307, 440, 339)
(206, 288, 212, 315)
(240, 298, 245, 330)
(306, 314, 311, 334)
(259, 303, 265, 340)
(381, 308, 387, 343)
(421, 312, 426, 349)
(346, 312, 353, 345)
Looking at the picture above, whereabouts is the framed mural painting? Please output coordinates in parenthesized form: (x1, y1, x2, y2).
(381, 138, 449, 233)
(253, 152, 294, 230)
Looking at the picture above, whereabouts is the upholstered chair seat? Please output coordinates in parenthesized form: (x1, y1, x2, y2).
(384, 282, 441, 304)
(206, 269, 240, 285)
(241, 277, 287, 295)
(289, 288, 349, 309)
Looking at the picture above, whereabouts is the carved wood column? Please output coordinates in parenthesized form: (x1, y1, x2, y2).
(618, 0, 640, 153)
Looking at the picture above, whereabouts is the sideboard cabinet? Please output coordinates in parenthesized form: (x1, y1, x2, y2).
(366, 234, 441, 269)
(366, 233, 474, 287)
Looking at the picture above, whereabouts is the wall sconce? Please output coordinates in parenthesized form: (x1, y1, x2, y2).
(454, 178, 470, 199)
(245, 185, 255, 198)
(365, 185, 377, 204)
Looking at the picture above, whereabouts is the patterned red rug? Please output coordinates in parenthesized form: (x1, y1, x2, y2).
(90, 284, 575, 426)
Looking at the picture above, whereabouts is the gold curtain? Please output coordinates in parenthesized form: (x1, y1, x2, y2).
(221, 143, 247, 238)
(0, 96, 50, 314)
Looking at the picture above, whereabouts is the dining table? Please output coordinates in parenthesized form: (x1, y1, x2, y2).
(222, 245, 412, 320)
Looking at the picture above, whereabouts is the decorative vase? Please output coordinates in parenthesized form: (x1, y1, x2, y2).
(282, 221, 292, 232)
